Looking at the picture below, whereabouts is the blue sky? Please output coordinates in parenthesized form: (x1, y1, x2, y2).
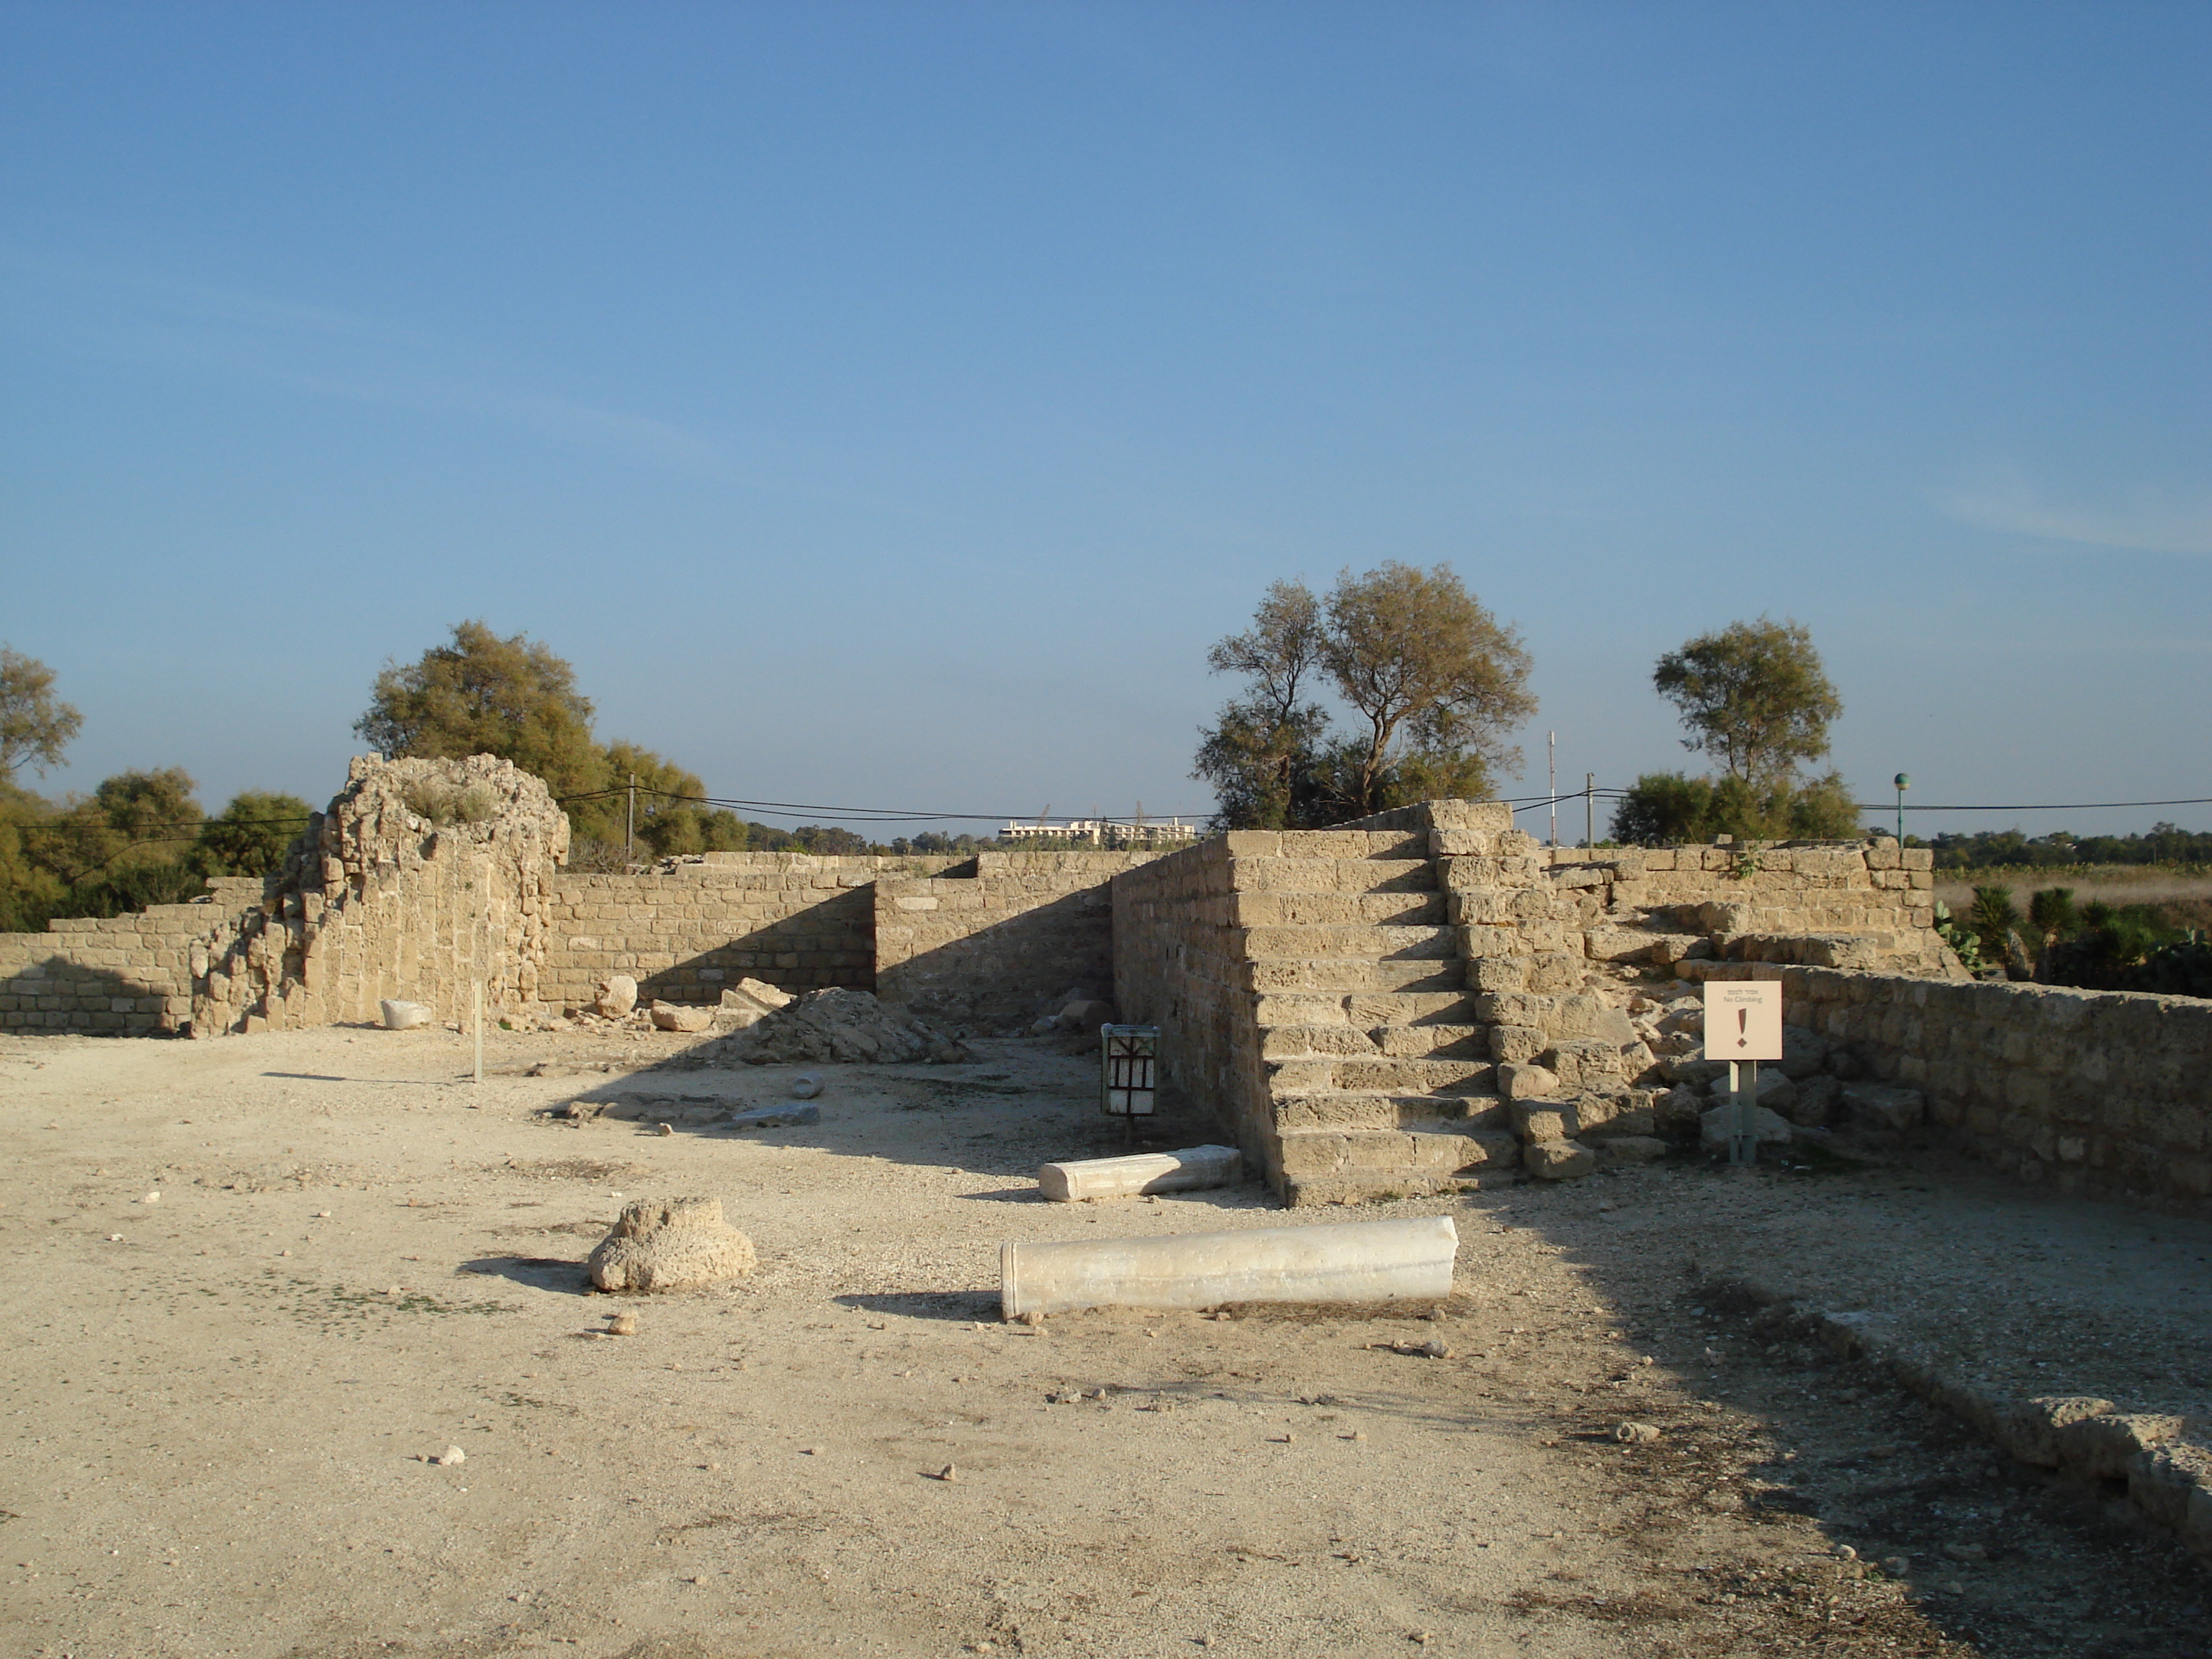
(3, 2, 2207, 841)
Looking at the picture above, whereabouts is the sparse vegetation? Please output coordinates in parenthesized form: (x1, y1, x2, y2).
(1610, 619, 1858, 845)
(399, 777, 501, 827)
(1195, 564, 1535, 828)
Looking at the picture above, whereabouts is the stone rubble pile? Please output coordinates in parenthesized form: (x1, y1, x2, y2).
(671, 986, 972, 1068)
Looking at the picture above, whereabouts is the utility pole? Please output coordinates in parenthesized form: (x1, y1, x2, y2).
(626, 773, 637, 867)
(1547, 732, 1557, 848)
(1894, 773, 1909, 842)
(1586, 773, 1595, 849)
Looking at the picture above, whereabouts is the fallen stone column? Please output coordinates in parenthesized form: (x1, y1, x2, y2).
(1036, 1144, 1242, 1202)
(1000, 1214, 1456, 1319)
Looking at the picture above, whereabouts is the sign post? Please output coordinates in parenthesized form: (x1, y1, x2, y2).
(1702, 980, 1783, 1166)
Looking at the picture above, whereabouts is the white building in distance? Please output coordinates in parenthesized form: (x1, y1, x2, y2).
(999, 818, 1197, 846)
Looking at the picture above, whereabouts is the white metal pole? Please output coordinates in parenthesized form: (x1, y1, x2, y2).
(473, 979, 484, 1086)
(1585, 773, 1595, 849)
(1547, 732, 1557, 848)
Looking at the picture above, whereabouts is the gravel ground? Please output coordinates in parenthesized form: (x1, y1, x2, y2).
(1, 1023, 2207, 1658)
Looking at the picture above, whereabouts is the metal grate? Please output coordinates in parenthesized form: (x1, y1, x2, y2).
(1100, 1024, 1159, 1117)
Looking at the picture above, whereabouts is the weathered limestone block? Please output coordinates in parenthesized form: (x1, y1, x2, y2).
(1498, 1061, 1557, 1100)
(1840, 1081, 1925, 1131)
(649, 1000, 713, 1033)
(1511, 1100, 1573, 1142)
(1488, 1025, 1548, 1065)
(2002, 1395, 2116, 1467)
(1786, 1074, 1840, 1126)
(588, 1197, 757, 1292)
(1544, 1039, 1624, 1091)
(594, 974, 639, 1016)
(1550, 995, 1635, 1046)
(1524, 1140, 1596, 1181)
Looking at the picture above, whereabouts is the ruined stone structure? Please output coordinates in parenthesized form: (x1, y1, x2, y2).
(4, 755, 2206, 1220)
(1779, 966, 2212, 1214)
(1112, 799, 1960, 1204)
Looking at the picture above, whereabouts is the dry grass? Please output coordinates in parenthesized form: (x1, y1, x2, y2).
(1933, 864, 2212, 918)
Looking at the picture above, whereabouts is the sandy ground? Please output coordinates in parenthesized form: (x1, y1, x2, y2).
(2, 1024, 2208, 1659)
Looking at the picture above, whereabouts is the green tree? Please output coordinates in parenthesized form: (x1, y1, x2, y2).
(197, 791, 315, 877)
(1323, 562, 1535, 818)
(356, 621, 610, 801)
(30, 769, 207, 917)
(1192, 580, 1331, 830)
(1195, 565, 1535, 827)
(0, 647, 83, 785)
(1653, 617, 1841, 786)
(579, 743, 750, 861)
(1609, 767, 1860, 845)
(2027, 886, 2078, 950)
(1966, 884, 2020, 957)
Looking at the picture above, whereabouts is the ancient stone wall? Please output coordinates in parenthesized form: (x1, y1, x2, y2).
(192, 755, 570, 1035)
(876, 851, 1159, 1028)
(1781, 966, 2212, 1218)
(536, 853, 951, 1010)
(0, 899, 254, 1034)
(1110, 838, 1277, 1173)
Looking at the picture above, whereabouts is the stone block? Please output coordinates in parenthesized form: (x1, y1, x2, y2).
(1524, 1140, 1596, 1181)
(1839, 1082, 1925, 1131)
(1511, 1100, 1573, 1142)
(1489, 1024, 1547, 1064)
(1498, 1061, 1557, 1100)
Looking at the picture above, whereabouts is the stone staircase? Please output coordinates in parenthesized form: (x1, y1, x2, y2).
(1241, 827, 1519, 1205)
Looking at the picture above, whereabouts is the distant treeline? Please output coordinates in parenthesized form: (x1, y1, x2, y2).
(1, 770, 313, 933)
(1908, 822, 2212, 871)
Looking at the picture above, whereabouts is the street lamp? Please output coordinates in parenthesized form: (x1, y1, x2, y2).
(1893, 773, 1910, 842)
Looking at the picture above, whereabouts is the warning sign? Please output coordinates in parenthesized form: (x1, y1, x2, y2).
(1702, 981, 1782, 1061)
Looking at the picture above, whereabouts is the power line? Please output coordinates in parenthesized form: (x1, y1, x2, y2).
(1857, 798, 2212, 813)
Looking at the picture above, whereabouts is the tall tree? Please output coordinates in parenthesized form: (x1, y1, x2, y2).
(0, 647, 84, 784)
(587, 742, 749, 860)
(356, 621, 608, 800)
(1195, 564, 1535, 827)
(1653, 617, 1840, 786)
(1321, 562, 1535, 819)
(1192, 580, 1331, 829)
(197, 791, 316, 877)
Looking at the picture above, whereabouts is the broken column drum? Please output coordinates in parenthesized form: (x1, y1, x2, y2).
(1036, 1144, 1242, 1202)
(1101, 1024, 1158, 1117)
(1000, 1213, 1457, 1318)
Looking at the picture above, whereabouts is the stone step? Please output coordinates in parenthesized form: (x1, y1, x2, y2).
(1244, 924, 1457, 961)
(1276, 1123, 1521, 1202)
(1395, 1097, 1508, 1130)
(1233, 891, 1447, 927)
(1259, 1022, 1491, 1061)
(1267, 1055, 1498, 1095)
(1267, 830, 1431, 859)
(1245, 958, 1467, 994)
(1274, 1090, 1509, 1133)
(1228, 857, 1439, 895)
(1254, 991, 1480, 1029)
(1372, 1023, 1491, 1059)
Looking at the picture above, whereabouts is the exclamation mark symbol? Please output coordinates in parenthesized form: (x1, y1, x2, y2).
(1737, 1007, 1748, 1048)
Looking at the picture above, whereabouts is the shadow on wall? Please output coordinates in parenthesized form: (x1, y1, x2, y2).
(876, 889, 1118, 1033)
(0, 954, 179, 1035)
(554, 888, 878, 1012)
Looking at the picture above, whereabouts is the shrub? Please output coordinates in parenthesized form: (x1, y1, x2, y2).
(400, 778, 500, 827)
